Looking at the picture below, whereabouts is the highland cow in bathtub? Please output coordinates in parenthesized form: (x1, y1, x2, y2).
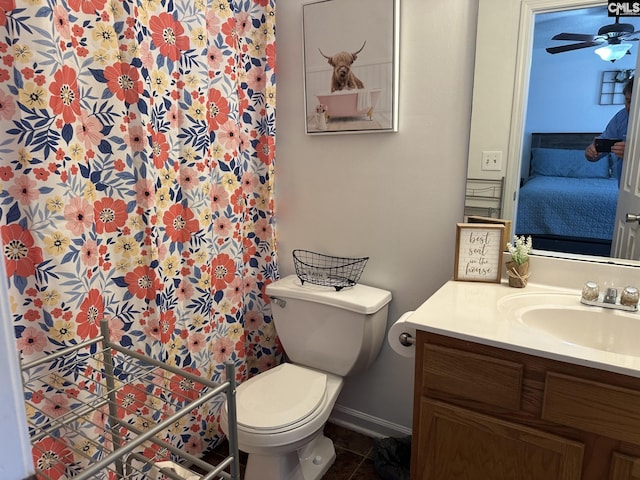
(319, 42, 366, 92)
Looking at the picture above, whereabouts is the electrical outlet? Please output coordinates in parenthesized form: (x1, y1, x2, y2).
(481, 151, 503, 171)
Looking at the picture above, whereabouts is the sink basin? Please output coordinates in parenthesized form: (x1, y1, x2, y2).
(497, 292, 640, 356)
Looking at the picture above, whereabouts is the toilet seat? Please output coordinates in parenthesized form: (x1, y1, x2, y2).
(235, 363, 327, 433)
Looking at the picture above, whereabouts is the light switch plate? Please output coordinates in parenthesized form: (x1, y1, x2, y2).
(481, 151, 503, 171)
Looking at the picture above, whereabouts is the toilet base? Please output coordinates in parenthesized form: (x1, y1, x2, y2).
(243, 432, 336, 480)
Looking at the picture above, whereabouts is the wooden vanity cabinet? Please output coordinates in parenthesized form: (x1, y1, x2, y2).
(411, 331, 640, 480)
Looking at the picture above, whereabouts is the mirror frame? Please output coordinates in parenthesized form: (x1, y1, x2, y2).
(469, 0, 640, 263)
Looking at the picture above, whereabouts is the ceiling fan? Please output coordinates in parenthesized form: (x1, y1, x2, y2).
(546, 17, 640, 59)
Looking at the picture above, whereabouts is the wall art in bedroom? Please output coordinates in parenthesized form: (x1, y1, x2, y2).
(302, 0, 399, 135)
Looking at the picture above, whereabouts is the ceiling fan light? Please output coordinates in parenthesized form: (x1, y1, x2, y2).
(594, 43, 632, 62)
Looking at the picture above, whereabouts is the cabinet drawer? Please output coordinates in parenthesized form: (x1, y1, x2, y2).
(543, 372, 640, 444)
(422, 343, 523, 410)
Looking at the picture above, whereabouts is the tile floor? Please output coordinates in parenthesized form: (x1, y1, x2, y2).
(199, 421, 387, 479)
(322, 422, 385, 480)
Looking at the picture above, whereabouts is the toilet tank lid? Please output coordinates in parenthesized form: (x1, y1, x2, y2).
(265, 275, 392, 314)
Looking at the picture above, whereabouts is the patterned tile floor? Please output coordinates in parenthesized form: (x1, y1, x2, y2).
(322, 422, 384, 479)
(199, 421, 387, 479)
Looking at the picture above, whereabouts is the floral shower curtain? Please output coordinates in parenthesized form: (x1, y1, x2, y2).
(0, 0, 279, 476)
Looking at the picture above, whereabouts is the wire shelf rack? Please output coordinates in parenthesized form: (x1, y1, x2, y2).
(293, 249, 368, 291)
(21, 320, 240, 480)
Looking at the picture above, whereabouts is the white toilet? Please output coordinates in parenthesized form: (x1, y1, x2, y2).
(220, 274, 392, 480)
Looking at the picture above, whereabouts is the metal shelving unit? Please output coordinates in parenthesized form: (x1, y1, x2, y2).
(464, 177, 504, 219)
(21, 319, 240, 480)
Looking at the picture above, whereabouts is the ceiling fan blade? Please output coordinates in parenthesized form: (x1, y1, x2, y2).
(545, 41, 600, 54)
(621, 30, 640, 38)
(551, 32, 595, 42)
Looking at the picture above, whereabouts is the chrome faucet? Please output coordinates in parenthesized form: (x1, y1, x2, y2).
(603, 287, 618, 304)
(580, 281, 639, 312)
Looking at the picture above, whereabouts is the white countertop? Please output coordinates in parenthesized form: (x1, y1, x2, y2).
(405, 268, 640, 378)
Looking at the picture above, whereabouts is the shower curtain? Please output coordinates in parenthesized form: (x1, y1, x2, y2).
(0, 0, 279, 477)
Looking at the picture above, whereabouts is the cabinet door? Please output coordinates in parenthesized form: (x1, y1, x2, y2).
(610, 452, 640, 480)
(412, 399, 584, 480)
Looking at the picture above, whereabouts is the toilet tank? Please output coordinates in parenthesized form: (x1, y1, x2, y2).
(265, 275, 392, 376)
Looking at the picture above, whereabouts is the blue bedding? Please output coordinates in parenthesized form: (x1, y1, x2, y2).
(516, 175, 618, 240)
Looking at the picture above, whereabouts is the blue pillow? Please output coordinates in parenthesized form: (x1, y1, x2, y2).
(530, 147, 610, 178)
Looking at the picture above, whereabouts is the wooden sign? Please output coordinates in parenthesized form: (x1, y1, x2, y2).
(466, 216, 512, 246)
(454, 223, 505, 283)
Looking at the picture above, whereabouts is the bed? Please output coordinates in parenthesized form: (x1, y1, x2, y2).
(515, 132, 619, 256)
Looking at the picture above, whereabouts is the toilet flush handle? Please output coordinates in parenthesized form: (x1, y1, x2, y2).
(271, 297, 286, 308)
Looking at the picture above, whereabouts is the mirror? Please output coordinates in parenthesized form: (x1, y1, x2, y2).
(465, 0, 640, 262)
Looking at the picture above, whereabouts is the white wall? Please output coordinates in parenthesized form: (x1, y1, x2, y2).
(466, 0, 521, 182)
(275, 0, 478, 435)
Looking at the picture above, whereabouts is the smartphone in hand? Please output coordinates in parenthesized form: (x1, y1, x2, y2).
(594, 138, 622, 153)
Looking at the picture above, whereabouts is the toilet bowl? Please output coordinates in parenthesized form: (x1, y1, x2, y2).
(221, 363, 343, 480)
(220, 275, 392, 480)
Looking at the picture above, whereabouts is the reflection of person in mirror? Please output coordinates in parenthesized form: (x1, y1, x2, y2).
(585, 77, 633, 183)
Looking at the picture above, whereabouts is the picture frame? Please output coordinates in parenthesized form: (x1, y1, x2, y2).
(454, 223, 506, 283)
(466, 216, 512, 246)
(302, 0, 400, 135)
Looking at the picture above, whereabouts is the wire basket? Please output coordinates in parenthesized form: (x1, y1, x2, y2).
(293, 249, 369, 291)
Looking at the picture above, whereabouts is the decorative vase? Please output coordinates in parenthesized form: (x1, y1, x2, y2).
(506, 260, 530, 288)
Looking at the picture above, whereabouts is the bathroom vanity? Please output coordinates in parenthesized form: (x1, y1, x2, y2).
(406, 255, 640, 480)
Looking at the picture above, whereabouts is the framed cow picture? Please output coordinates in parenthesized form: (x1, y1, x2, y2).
(302, 0, 400, 135)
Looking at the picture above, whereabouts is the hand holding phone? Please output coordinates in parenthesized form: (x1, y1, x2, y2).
(594, 138, 623, 153)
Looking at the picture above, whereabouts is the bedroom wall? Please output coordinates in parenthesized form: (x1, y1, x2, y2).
(521, 41, 636, 180)
(275, 0, 478, 436)
(526, 40, 637, 133)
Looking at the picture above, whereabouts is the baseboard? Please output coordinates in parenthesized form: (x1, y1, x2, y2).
(329, 404, 412, 439)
